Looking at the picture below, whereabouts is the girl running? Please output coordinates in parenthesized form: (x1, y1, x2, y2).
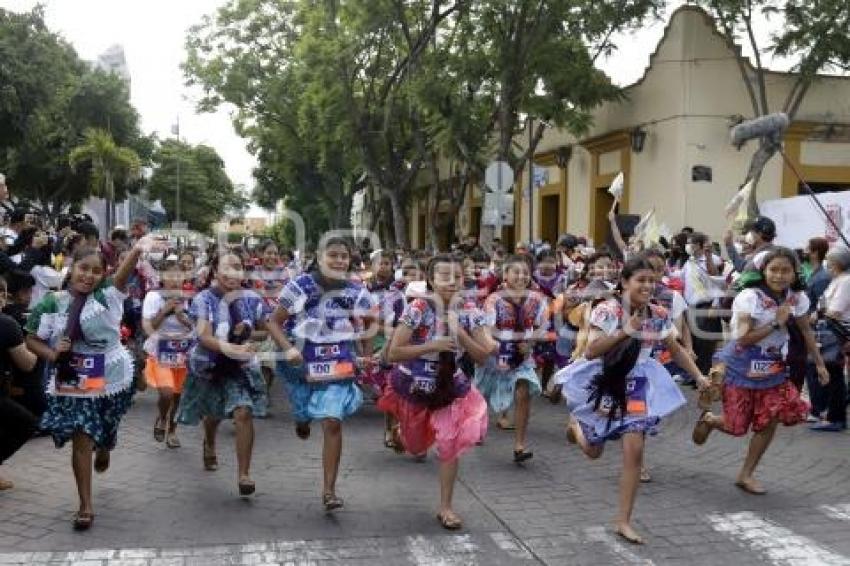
(142, 257, 195, 448)
(475, 254, 547, 463)
(267, 237, 376, 511)
(556, 255, 708, 545)
(692, 247, 829, 494)
(380, 254, 490, 530)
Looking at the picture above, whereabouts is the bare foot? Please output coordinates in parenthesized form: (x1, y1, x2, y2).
(615, 522, 645, 545)
(437, 509, 463, 530)
(735, 477, 766, 495)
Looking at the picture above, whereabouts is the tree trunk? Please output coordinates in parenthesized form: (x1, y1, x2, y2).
(387, 189, 409, 250)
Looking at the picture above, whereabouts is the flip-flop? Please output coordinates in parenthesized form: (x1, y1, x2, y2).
(238, 479, 256, 496)
(73, 511, 94, 531)
(437, 511, 463, 530)
(735, 480, 766, 495)
(616, 527, 644, 545)
(513, 449, 534, 463)
(323, 493, 344, 511)
(295, 422, 311, 440)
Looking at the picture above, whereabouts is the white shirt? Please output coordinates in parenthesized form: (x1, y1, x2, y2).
(681, 257, 727, 306)
(731, 288, 810, 353)
(823, 272, 850, 323)
(141, 290, 194, 356)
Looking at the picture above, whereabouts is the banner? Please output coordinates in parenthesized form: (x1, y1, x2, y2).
(759, 191, 850, 249)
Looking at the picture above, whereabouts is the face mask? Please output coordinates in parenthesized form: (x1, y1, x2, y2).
(745, 232, 756, 245)
(733, 243, 744, 255)
(684, 244, 695, 256)
(148, 252, 164, 262)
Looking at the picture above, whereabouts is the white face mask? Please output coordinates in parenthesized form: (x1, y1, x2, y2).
(745, 232, 756, 245)
(684, 243, 695, 256)
(733, 242, 744, 255)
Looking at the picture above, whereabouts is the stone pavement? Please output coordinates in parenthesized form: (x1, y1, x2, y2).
(0, 383, 849, 565)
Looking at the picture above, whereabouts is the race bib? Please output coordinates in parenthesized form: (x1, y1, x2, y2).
(625, 376, 647, 416)
(406, 359, 439, 395)
(303, 342, 355, 383)
(158, 338, 192, 368)
(497, 341, 524, 370)
(747, 359, 785, 380)
(54, 353, 106, 396)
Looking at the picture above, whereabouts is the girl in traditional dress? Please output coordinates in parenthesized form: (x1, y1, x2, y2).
(475, 254, 547, 462)
(267, 237, 376, 511)
(25, 237, 163, 530)
(692, 247, 829, 493)
(380, 254, 491, 530)
(142, 258, 195, 448)
(251, 240, 290, 396)
(556, 255, 708, 544)
(176, 251, 268, 497)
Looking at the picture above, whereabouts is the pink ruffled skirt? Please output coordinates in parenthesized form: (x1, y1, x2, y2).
(377, 385, 488, 462)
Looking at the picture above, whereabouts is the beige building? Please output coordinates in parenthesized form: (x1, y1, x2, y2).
(406, 5, 850, 249)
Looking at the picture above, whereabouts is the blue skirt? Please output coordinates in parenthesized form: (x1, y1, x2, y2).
(554, 357, 686, 445)
(177, 359, 268, 425)
(276, 362, 363, 423)
(40, 387, 134, 450)
(473, 361, 542, 413)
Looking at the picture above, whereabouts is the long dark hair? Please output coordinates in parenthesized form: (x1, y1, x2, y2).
(744, 246, 805, 293)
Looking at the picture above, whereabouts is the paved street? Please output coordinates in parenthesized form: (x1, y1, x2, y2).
(1, 384, 849, 565)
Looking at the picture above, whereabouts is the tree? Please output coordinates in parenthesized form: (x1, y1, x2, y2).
(147, 140, 247, 233)
(69, 128, 142, 230)
(697, 0, 850, 212)
(0, 7, 151, 215)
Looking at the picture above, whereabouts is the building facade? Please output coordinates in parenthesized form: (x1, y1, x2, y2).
(404, 6, 850, 250)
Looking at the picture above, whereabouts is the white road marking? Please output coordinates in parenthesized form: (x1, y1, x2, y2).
(708, 511, 850, 566)
(820, 504, 850, 522)
(583, 526, 655, 565)
(406, 534, 479, 565)
(489, 532, 533, 560)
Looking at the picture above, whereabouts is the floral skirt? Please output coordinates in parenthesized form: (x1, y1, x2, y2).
(177, 360, 268, 425)
(722, 380, 808, 436)
(377, 385, 487, 462)
(473, 361, 542, 413)
(40, 387, 134, 450)
(277, 362, 363, 423)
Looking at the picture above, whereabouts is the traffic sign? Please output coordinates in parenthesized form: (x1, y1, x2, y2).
(485, 161, 514, 193)
(483, 193, 514, 227)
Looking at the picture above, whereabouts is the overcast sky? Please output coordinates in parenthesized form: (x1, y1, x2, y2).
(0, 0, 784, 216)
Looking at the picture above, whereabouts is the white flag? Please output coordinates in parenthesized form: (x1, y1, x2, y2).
(725, 180, 753, 221)
(608, 172, 624, 201)
(633, 208, 655, 237)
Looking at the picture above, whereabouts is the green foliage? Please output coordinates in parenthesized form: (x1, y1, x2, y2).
(0, 7, 150, 214)
(146, 140, 248, 234)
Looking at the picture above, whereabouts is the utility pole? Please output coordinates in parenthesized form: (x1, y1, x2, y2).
(528, 117, 534, 245)
(172, 117, 181, 223)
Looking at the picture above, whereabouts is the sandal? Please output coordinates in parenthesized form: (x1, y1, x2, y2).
(548, 385, 563, 405)
(73, 511, 94, 531)
(322, 492, 344, 511)
(640, 468, 652, 483)
(295, 422, 311, 440)
(513, 449, 534, 463)
(165, 432, 181, 449)
(203, 441, 218, 471)
(93, 450, 110, 474)
(692, 411, 713, 446)
(238, 478, 256, 496)
(735, 478, 767, 495)
(0, 478, 13, 490)
(437, 511, 463, 530)
(153, 418, 166, 443)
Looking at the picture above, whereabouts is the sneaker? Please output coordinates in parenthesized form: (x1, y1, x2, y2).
(805, 414, 820, 423)
(809, 422, 846, 432)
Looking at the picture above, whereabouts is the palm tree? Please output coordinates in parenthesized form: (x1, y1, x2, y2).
(69, 128, 141, 231)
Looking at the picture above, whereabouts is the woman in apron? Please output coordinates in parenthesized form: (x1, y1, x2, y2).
(267, 237, 376, 512)
(25, 237, 164, 530)
(475, 254, 547, 463)
(380, 254, 491, 530)
(555, 255, 708, 545)
(692, 247, 829, 494)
